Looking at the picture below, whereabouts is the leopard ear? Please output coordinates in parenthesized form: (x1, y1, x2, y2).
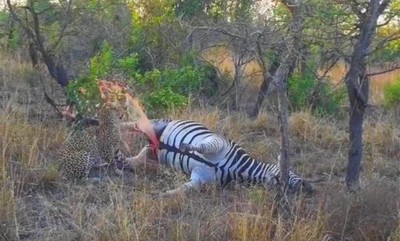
(114, 149, 125, 162)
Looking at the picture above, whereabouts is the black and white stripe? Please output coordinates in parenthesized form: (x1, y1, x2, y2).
(153, 119, 303, 191)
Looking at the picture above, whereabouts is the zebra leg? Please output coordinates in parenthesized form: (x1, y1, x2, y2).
(275, 170, 314, 195)
(179, 135, 225, 154)
(288, 171, 315, 194)
(161, 166, 216, 197)
(115, 145, 158, 173)
(277, 154, 314, 194)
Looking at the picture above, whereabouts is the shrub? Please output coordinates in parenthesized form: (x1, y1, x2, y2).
(0, 11, 21, 49)
(66, 76, 101, 116)
(384, 80, 400, 107)
(66, 41, 216, 117)
(288, 74, 346, 116)
(88, 41, 115, 79)
(132, 64, 214, 115)
(145, 88, 188, 114)
(66, 42, 115, 116)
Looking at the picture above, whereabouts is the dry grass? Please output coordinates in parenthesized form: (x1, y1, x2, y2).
(289, 111, 347, 149)
(1, 104, 399, 241)
(0, 107, 66, 240)
(0, 51, 399, 241)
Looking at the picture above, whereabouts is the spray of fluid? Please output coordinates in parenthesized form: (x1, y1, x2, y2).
(98, 80, 159, 148)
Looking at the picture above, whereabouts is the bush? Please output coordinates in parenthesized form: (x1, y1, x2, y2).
(66, 41, 216, 117)
(66, 76, 101, 116)
(288, 74, 346, 116)
(384, 80, 400, 107)
(132, 64, 214, 115)
(66, 42, 114, 116)
(145, 88, 188, 113)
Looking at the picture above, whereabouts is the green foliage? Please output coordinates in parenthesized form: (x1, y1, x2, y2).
(6, 31, 21, 50)
(128, 0, 179, 67)
(32, 0, 53, 13)
(66, 42, 115, 116)
(288, 74, 346, 116)
(231, 0, 253, 22)
(67, 41, 215, 116)
(0, 11, 21, 49)
(89, 42, 115, 79)
(145, 88, 188, 113)
(0, 11, 8, 22)
(116, 53, 140, 77)
(384, 80, 400, 107)
(174, 0, 205, 19)
(375, 26, 400, 62)
(66, 77, 101, 116)
(132, 60, 215, 115)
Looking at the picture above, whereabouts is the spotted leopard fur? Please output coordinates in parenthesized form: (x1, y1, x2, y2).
(97, 107, 121, 164)
(58, 107, 122, 179)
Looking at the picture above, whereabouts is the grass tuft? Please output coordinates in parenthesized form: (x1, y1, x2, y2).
(0, 53, 399, 240)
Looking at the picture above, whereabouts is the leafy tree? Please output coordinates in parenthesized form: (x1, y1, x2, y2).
(342, 0, 391, 191)
(6, 0, 70, 87)
(128, 0, 184, 69)
(288, 74, 346, 116)
(67, 41, 215, 116)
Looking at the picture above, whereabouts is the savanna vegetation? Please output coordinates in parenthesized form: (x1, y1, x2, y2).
(0, 0, 400, 240)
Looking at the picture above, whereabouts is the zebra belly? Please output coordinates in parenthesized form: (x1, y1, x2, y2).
(158, 148, 214, 176)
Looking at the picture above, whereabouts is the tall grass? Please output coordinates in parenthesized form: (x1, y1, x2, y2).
(0, 109, 57, 239)
(0, 51, 399, 241)
(1, 104, 399, 240)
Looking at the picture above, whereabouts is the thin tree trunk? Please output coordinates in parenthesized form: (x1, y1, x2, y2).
(274, 56, 292, 185)
(6, 0, 70, 88)
(344, 0, 389, 191)
(345, 68, 369, 191)
(346, 79, 368, 190)
(275, 1, 304, 188)
(249, 58, 279, 118)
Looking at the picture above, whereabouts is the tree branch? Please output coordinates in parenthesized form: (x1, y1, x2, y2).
(367, 65, 400, 77)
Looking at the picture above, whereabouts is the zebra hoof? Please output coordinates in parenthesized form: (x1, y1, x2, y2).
(158, 191, 174, 199)
(290, 180, 315, 196)
(114, 166, 125, 176)
(114, 162, 133, 175)
(114, 152, 133, 176)
(179, 143, 192, 153)
(301, 180, 316, 195)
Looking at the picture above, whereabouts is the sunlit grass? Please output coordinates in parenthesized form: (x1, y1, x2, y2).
(0, 49, 399, 240)
(0, 104, 399, 240)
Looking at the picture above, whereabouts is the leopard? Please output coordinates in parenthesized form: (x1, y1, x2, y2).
(96, 106, 122, 164)
(58, 126, 103, 179)
(58, 106, 123, 180)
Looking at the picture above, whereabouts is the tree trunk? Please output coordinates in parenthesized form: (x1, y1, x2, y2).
(345, 62, 369, 191)
(275, 56, 292, 185)
(6, 0, 70, 88)
(42, 55, 69, 88)
(275, 1, 304, 188)
(249, 58, 280, 118)
(300, 46, 310, 76)
(344, 0, 389, 191)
